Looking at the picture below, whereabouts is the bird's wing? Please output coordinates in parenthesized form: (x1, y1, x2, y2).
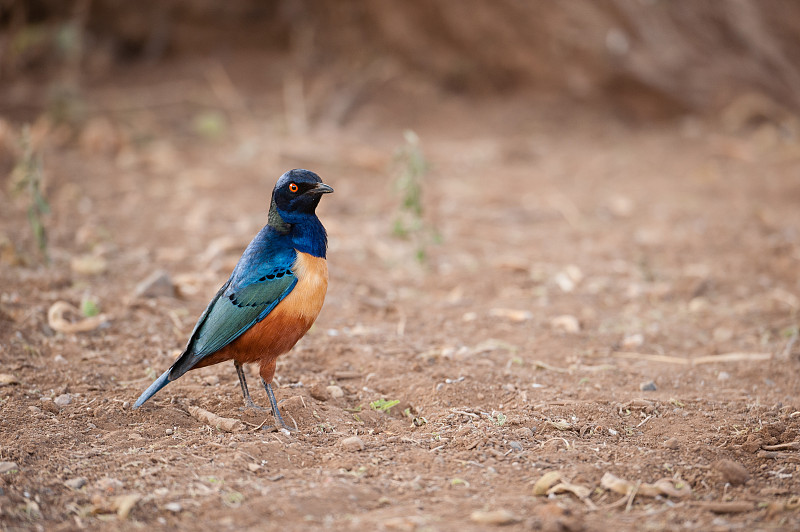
(168, 256, 297, 379)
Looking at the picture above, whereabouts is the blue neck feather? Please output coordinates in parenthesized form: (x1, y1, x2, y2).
(270, 205, 327, 259)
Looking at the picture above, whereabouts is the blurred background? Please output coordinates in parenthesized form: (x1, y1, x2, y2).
(2, 4, 800, 529)
(2, 0, 800, 130)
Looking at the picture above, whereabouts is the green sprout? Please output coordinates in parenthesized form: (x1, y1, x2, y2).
(80, 299, 99, 317)
(392, 130, 439, 264)
(370, 399, 400, 412)
(11, 126, 50, 263)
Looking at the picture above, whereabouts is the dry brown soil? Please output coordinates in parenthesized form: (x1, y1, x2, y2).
(2, 60, 800, 531)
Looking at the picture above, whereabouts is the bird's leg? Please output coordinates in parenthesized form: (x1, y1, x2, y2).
(234, 361, 265, 411)
(261, 378, 295, 432)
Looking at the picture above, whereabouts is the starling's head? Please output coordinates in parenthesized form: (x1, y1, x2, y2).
(272, 169, 333, 220)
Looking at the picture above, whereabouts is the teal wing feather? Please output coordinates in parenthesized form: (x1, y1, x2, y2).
(168, 249, 298, 379)
(191, 272, 296, 356)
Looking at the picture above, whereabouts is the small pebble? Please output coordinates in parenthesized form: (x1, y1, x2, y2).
(95, 477, 123, 493)
(513, 427, 534, 439)
(309, 383, 329, 401)
(713, 459, 750, 486)
(341, 436, 365, 451)
(202, 375, 219, 386)
(508, 441, 523, 452)
(639, 381, 657, 392)
(663, 437, 680, 450)
(326, 385, 344, 399)
(717, 371, 730, 381)
(122, 401, 130, 410)
(134, 270, 176, 298)
(54, 393, 72, 407)
(550, 314, 581, 334)
(165, 428, 174, 436)
(64, 477, 87, 489)
(53, 354, 67, 364)
(164, 502, 182, 513)
(622, 333, 644, 349)
(0, 373, 19, 386)
(0, 462, 19, 474)
(470, 509, 518, 525)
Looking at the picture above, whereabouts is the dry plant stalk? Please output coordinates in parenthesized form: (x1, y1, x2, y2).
(187, 406, 243, 432)
(47, 301, 108, 333)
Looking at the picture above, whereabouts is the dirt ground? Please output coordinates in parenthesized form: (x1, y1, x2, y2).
(2, 57, 800, 531)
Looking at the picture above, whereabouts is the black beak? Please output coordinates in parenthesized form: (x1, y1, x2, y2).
(312, 183, 334, 194)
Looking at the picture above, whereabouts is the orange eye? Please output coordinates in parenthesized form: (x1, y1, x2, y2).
(288, 183, 298, 193)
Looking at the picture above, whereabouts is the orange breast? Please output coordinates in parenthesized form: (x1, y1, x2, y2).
(194, 252, 328, 371)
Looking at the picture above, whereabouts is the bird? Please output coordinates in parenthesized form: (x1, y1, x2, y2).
(134, 169, 333, 430)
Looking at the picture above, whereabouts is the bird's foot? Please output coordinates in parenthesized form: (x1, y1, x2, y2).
(239, 400, 267, 412)
(259, 412, 297, 433)
(260, 423, 297, 433)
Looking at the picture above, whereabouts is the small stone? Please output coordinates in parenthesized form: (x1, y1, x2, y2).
(462, 312, 477, 322)
(489, 308, 532, 322)
(165, 428, 174, 436)
(41, 399, 59, 414)
(64, 477, 87, 489)
(53, 354, 67, 364)
(164, 502, 182, 513)
(247, 463, 261, 472)
(0, 462, 19, 474)
(28, 406, 41, 413)
(341, 436, 365, 451)
(713, 459, 750, 486)
(639, 381, 657, 392)
(309, 383, 329, 401)
(470, 509, 518, 525)
(717, 371, 730, 381)
(134, 270, 176, 298)
(71, 255, 108, 275)
(508, 441, 523, 452)
(622, 333, 644, 349)
(54, 393, 72, 407)
(550, 315, 580, 334)
(0, 373, 19, 386)
(122, 401, 130, 410)
(326, 385, 344, 399)
(96, 477, 123, 494)
(608, 195, 634, 217)
(513, 427, 534, 440)
(689, 297, 709, 313)
(202, 375, 219, 386)
(713, 327, 734, 343)
(663, 437, 680, 450)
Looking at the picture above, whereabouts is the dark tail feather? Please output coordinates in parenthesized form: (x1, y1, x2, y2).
(133, 369, 172, 409)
